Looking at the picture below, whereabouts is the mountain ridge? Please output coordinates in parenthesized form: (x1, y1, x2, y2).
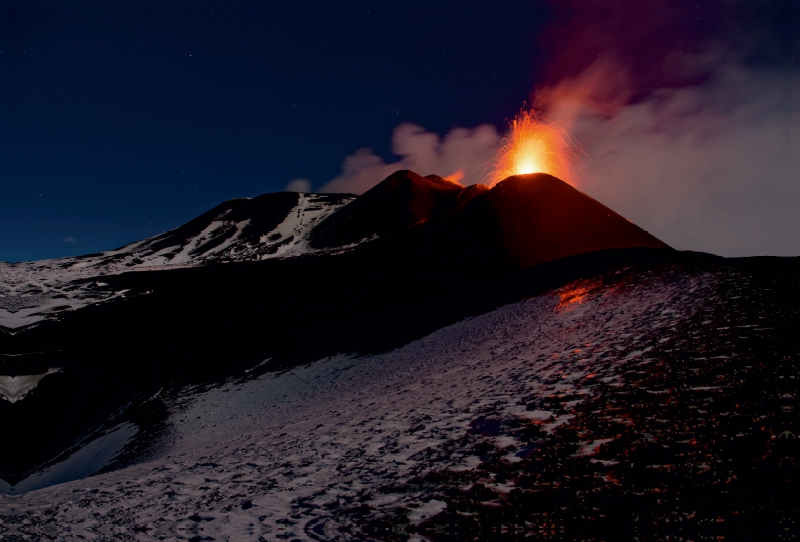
(0, 172, 669, 329)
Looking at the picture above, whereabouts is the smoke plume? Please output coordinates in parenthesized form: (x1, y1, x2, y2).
(544, 57, 799, 257)
(535, 0, 800, 256)
(319, 123, 501, 194)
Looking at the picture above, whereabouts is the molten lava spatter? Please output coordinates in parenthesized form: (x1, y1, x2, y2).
(486, 108, 580, 187)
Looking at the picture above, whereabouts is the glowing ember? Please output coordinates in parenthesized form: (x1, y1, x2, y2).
(486, 108, 580, 187)
(556, 281, 598, 312)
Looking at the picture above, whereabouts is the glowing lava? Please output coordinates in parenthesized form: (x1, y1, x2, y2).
(486, 108, 580, 187)
(443, 170, 464, 184)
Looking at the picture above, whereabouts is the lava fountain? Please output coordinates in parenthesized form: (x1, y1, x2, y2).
(485, 108, 581, 187)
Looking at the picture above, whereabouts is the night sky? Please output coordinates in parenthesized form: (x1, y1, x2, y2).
(1, 0, 797, 261)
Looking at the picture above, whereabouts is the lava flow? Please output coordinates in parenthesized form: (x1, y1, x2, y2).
(486, 108, 580, 187)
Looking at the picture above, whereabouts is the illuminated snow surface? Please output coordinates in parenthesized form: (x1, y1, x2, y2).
(0, 194, 352, 328)
(0, 266, 748, 540)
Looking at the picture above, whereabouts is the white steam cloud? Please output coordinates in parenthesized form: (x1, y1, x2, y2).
(319, 123, 501, 194)
(545, 55, 800, 257)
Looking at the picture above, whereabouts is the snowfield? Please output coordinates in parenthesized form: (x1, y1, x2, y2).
(0, 267, 721, 540)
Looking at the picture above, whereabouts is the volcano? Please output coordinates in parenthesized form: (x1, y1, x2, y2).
(0, 172, 797, 541)
(0, 171, 666, 329)
(310, 170, 669, 266)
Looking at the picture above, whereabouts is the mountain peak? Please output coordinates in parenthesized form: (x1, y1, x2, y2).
(309, 170, 482, 249)
(480, 173, 671, 267)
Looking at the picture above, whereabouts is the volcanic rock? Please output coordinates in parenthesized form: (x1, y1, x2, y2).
(309, 170, 480, 248)
(312, 170, 670, 268)
(466, 173, 671, 267)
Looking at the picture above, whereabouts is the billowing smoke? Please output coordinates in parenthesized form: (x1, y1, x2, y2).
(545, 57, 799, 257)
(534, 0, 800, 256)
(317, 123, 501, 194)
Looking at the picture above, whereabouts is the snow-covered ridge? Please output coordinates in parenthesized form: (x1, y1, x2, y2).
(0, 193, 354, 328)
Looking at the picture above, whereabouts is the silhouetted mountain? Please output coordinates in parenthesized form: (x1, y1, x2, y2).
(309, 170, 485, 248)
(467, 173, 670, 267)
(312, 170, 668, 263)
(0, 172, 666, 329)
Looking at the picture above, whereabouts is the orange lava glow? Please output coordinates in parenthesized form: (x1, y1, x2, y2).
(557, 285, 591, 310)
(443, 170, 464, 184)
(486, 108, 580, 187)
(556, 279, 602, 311)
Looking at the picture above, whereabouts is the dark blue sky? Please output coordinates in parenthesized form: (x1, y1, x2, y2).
(0, 0, 796, 261)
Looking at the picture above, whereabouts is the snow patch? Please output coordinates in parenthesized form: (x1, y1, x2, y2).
(0, 368, 61, 403)
(0, 423, 137, 495)
(408, 500, 448, 524)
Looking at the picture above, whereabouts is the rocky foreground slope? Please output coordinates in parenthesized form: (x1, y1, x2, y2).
(1, 255, 798, 541)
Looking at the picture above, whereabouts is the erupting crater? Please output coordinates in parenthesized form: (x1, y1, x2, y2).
(486, 108, 580, 188)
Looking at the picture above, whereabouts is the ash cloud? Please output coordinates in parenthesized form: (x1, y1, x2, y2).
(319, 123, 501, 194)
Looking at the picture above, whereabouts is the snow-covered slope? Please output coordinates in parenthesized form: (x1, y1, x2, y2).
(4, 261, 795, 540)
(0, 193, 353, 328)
(2, 265, 707, 535)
